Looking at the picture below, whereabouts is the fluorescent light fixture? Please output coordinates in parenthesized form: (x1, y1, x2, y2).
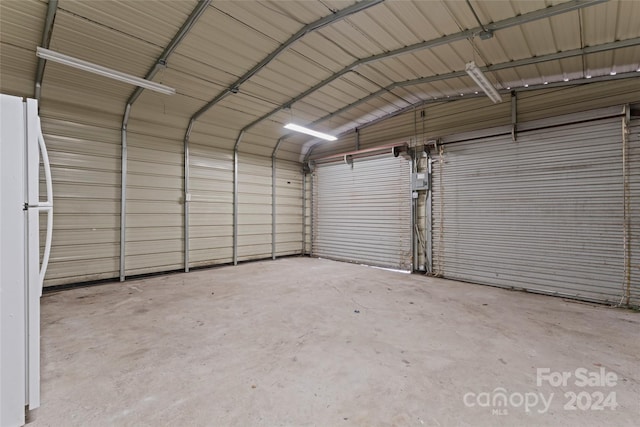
(36, 47, 175, 95)
(465, 61, 502, 103)
(284, 123, 337, 141)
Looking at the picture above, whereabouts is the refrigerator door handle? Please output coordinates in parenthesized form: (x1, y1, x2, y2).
(37, 118, 53, 294)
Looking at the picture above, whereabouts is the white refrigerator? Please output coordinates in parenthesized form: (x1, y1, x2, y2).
(1, 94, 53, 427)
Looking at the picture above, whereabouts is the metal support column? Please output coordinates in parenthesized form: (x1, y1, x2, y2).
(119, 104, 130, 281)
(426, 150, 433, 274)
(233, 132, 244, 265)
(34, 0, 58, 101)
(411, 150, 418, 272)
(310, 170, 314, 256)
(302, 171, 307, 255)
(271, 152, 277, 260)
(511, 91, 518, 141)
(184, 122, 192, 272)
(621, 105, 631, 306)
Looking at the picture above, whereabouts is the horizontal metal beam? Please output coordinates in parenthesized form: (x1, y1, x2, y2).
(237, 0, 606, 138)
(190, 0, 384, 123)
(297, 37, 640, 137)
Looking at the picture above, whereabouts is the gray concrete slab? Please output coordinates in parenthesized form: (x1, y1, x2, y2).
(32, 257, 639, 426)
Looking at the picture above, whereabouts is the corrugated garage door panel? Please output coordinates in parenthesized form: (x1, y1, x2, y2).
(432, 117, 626, 304)
(313, 154, 412, 270)
(238, 153, 272, 261)
(629, 118, 640, 307)
(276, 160, 303, 256)
(518, 79, 640, 123)
(39, 112, 121, 286)
(125, 131, 184, 276)
(189, 145, 234, 268)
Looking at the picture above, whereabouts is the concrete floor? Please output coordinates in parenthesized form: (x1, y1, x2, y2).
(32, 257, 638, 426)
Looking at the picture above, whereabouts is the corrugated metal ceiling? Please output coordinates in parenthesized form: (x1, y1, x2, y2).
(1, 0, 639, 158)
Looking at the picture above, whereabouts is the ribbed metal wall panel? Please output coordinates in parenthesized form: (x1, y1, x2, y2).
(312, 154, 412, 270)
(432, 118, 627, 304)
(125, 131, 184, 276)
(517, 79, 640, 123)
(38, 110, 121, 286)
(629, 118, 640, 307)
(237, 153, 272, 261)
(275, 160, 303, 256)
(188, 146, 234, 268)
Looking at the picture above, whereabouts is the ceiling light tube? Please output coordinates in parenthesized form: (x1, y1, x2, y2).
(465, 61, 502, 103)
(36, 47, 175, 95)
(284, 123, 337, 141)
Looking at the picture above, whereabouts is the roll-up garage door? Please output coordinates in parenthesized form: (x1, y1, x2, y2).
(312, 154, 412, 270)
(432, 116, 628, 304)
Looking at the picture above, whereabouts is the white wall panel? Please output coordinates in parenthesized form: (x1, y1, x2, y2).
(39, 110, 121, 286)
(275, 160, 303, 256)
(188, 145, 234, 267)
(125, 131, 184, 276)
(237, 153, 272, 261)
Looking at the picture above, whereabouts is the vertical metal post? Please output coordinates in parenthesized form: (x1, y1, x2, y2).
(233, 132, 243, 265)
(310, 169, 314, 256)
(34, 0, 58, 101)
(621, 105, 631, 305)
(411, 149, 418, 272)
(119, 104, 130, 281)
(271, 153, 276, 260)
(511, 91, 518, 142)
(426, 150, 433, 274)
(184, 122, 192, 272)
(302, 170, 306, 255)
(355, 128, 360, 151)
